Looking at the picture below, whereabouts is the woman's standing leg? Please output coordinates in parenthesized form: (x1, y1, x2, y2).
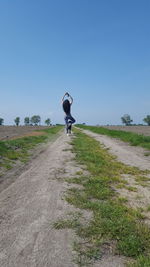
(65, 116, 69, 134)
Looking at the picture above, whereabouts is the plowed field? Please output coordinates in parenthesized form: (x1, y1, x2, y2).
(0, 126, 50, 140)
(102, 126, 150, 136)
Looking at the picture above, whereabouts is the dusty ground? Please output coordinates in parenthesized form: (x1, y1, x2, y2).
(0, 130, 127, 267)
(0, 131, 78, 267)
(102, 125, 150, 136)
(0, 126, 50, 140)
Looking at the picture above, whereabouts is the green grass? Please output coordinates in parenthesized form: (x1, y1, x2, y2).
(53, 212, 82, 230)
(0, 126, 62, 170)
(76, 125, 150, 150)
(135, 175, 150, 187)
(60, 129, 150, 266)
(127, 255, 150, 267)
(146, 205, 150, 212)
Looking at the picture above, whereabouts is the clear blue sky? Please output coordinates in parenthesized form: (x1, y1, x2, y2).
(0, 0, 150, 125)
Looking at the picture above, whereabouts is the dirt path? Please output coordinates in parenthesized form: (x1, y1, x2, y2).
(80, 129, 150, 171)
(0, 131, 127, 267)
(0, 131, 81, 267)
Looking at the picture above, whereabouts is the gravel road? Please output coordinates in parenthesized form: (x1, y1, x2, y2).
(0, 131, 79, 267)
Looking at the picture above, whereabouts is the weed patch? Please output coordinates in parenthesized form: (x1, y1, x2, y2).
(127, 255, 150, 266)
(53, 212, 82, 230)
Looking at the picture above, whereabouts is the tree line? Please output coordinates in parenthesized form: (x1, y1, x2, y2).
(121, 114, 150, 126)
(0, 114, 150, 126)
(0, 115, 51, 126)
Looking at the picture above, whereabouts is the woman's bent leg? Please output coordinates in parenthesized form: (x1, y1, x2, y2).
(64, 115, 75, 135)
(68, 115, 76, 124)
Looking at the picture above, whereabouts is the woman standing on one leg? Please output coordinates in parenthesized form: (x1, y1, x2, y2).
(62, 92, 76, 135)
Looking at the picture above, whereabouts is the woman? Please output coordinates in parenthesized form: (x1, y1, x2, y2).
(62, 92, 76, 135)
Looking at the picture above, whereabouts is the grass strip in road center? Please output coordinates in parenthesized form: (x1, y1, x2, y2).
(76, 125, 150, 151)
(0, 126, 62, 171)
(57, 129, 150, 266)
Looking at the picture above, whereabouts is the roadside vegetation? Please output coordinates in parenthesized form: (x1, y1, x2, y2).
(54, 129, 150, 266)
(121, 113, 150, 126)
(0, 118, 4, 125)
(45, 118, 51, 126)
(0, 126, 62, 174)
(121, 114, 133, 125)
(0, 115, 52, 126)
(76, 125, 150, 150)
(143, 115, 150, 126)
(14, 117, 20, 126)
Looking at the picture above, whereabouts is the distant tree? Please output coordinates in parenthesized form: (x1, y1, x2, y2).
(0, 118, 4, 125)
(45, 118, 51, 126)
(14, 117, 20, 126)
(121, 114, 133, 126)
(24, 117, 30, 125)
(30, 115, 41, 126)
(143, 115, 150, 126)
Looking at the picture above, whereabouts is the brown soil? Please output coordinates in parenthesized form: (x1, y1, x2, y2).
(0, 126, 50, 140)
(102, 125, 150, 136)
